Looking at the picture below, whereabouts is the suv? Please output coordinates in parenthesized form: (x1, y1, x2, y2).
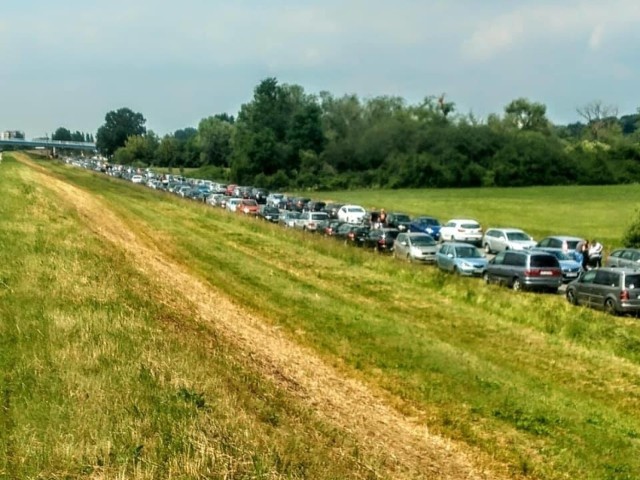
(484, 250, 562, 292)
(482, 228, 536, 254)
(566, 267, 640, 315)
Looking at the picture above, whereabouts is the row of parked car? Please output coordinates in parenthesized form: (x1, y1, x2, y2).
(65, 158, 640, 317)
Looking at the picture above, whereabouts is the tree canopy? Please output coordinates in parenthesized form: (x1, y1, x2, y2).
(96, 108, 147, 156)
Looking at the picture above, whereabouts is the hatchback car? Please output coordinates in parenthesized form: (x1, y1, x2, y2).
(435, 242, 488, 276)
(294, 211, 329, 232)
(337, 205, 367, 224)
(385, 212, 412, 231)
(364, 228, 400, 253)
(605, 248, 640, 269)
(484, 250, 562, 292)
(439, 219, 483, 246)
(393, 233, 438, 263)
(236, 199, 259, 215)
(566, 267, 640, 315)
(408, 216, 442, 241)
(482, 228, 536, 254)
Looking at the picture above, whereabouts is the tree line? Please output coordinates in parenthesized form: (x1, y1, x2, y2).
(69, 78, 640, 190)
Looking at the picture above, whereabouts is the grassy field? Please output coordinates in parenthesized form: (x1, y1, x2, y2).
(2, 154, 640, 479)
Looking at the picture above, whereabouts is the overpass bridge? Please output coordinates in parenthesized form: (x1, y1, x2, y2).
(0, 138, 97, 152)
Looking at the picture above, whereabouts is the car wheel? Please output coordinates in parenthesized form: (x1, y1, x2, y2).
(453, 266, 460, 276)
(484, 243, 491, 254)
(483, 272, 490, 284)
(604, 298, 617, 315)
(566, 289, 578, 305)
(406, 254, 413, 263)
(512, 278, 522, 291)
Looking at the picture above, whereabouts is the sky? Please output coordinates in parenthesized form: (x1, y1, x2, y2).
(1, 0, 639, 138)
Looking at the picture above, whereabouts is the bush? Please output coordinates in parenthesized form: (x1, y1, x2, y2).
(622, 208, 640, 247)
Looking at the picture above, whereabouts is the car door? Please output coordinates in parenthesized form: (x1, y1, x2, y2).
(437, 244, 452, 270)
(488, 251, 507, 283)
(395, 233, 408, 258)
(576, 270, 597, 306)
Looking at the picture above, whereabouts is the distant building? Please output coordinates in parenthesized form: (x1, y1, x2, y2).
(0, 130, 25, 140)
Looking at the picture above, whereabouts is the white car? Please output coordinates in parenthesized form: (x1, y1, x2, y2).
(337, 205, 367, 224)
(439, 219, 483, 246)
(226, 198, 242, 212)
(482, 228, 536, 254)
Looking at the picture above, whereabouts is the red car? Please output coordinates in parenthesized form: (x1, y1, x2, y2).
(236, 199, 259, 215)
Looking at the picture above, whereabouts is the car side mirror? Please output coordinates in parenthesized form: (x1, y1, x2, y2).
(447, 253, 453, 258)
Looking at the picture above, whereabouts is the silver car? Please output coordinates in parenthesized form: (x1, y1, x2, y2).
(393, 232, 438, 263)
(605, 248, 640, 269)
(566, 268, 640, 315)
(482, 228, 536, 254)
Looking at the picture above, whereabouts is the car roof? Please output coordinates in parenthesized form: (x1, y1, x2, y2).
(487, 227, 526, 233)
(541, 235, 584, 241)
(447, 218, 480, 223)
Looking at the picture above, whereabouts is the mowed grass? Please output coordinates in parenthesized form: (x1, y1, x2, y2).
(0, 156, 388, 479)
(5, 154, 640, 479)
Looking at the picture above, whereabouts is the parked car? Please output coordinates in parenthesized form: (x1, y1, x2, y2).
(435, 242, 488, 276)
(257, 205, 280, 223)
(292, 197, 311, 212)
(225, 198, 242, 212)
(385, 212, 412, 231)
(439, 219, 483, 246)
(482, 228, 536, 254)
(566, 267, 640, 315)
(266, 192, 285, 207)
(323, 203, 345, 219)
(344, 225, 370, 247)
(363, 228, 400, 253)
(323, 220, 345, 237)
(484, 250, 562, 292)
(531, 247, 582, 282)
(305, 200, 327, 212)
(605, 248, 640, 269)
(408, 216, 442, 241)
(536, 235, 585, 254)
(279, 211, 301, 228)
(294, 211, 330, 232)
(236, 199, 259, 215)
(393, 232, 438, 263)
(337, 205, 367, 224)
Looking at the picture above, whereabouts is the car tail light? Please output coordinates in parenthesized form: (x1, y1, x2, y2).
(621, 290, 630, 301)
(525, 268, 561, 277)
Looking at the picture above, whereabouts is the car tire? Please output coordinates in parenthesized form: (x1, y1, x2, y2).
(512, 278, 522, 291)
(566, 289, 578, 305)
(483, 272, 490, 284)
(453, 266, 460, 276)
(604, 298, 617, 315)
(484, 243, 491, 254)
(407, 254, 413, 263)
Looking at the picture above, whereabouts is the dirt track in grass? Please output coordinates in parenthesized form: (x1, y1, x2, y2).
(18, 154, 510, 480)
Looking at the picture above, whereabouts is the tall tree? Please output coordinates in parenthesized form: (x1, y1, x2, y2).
(52, 127, 72, 141)
(503, 98, 550, 133)
(96, 107, 147, 156)
(197, 116, 234, 167)
(576, 100, 618, 141)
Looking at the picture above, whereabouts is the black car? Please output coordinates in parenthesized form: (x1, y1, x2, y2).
(385, 213, 412, 231)
(257, 205, 280, 223)
(364, 228, 400, 252)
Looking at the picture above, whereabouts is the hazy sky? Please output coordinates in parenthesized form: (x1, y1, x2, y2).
(1, 0, 639, 138)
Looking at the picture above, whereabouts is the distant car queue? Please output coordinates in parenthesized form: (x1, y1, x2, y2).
(66, 158, 640, 317)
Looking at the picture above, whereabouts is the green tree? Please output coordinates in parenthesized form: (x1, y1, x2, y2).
(197, 116, 234, 167)
(503, 98, 550, 133)
(96, 107, 147, 156)
(622, 209, 640, 247)
(52, 127, 72, 141)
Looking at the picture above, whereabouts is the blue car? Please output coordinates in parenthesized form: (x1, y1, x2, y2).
(531, 248, 582, 283)
(409, 216, 441, 241)
(435, 242, 488, 276)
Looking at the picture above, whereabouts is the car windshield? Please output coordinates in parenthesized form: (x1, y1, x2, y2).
(456, 246, 481, 258)
(395, 214, 411, 222)
(625, 275, 640, 288)
(507, 232, 531, 241)
(348, 207, 364, 213)
(411, 236, 436, 246)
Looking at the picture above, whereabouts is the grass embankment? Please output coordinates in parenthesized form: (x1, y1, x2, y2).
(3, 154, 640, 479)
(0, 155, 389, 479)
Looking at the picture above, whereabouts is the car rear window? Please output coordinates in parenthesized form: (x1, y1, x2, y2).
(461, 223, 480, 229)
(530, 255, 559, 268)
(311, 213, 328, 219)
(625, 275, 640, 288)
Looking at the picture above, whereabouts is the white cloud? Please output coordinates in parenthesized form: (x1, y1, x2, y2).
(588, 25, 604, 50)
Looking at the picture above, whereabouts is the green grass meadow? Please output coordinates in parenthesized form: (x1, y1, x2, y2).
(2, 154, 640, 479)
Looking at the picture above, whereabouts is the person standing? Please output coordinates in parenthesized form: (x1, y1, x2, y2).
(581, 240, 590, 271)
(589, 240, 603, 268)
